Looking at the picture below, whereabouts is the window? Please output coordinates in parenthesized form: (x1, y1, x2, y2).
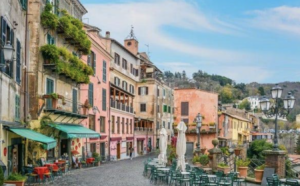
(47, 34, 55, 45)
(122, 58, 127, 69)
(183, 119, 189, 125)
(102, 88, 106, 111)
(168, 106, 171, 113)
(163, 105, 168, 113)
(181, 102, 189, 116)
(19, 0, 28, 10)
(15, 95, 20, 121)
(89, 115, 95, 131)
(168, 122, 171, 129)
(114, 77, 120, 86)
(88, 51, 96, 75)
(130, 64, 133, 74)
(111, 116, 115, 133)
(1, 16, 14, 77)
(122, 118, 125, 134)
(16, 39, 21, 84)
(122, 81, 128, 91)
(140, 103, 146, 112)
(126, 118, 129, 134)
(100, 116, 105, 133)
(157, 105, 160, 113)
(88, 83, 94, 107)
(157, 88, 160, 97)
(138, 87, 148, 95)
(114, 53, 120, 65)
(129, 85, 134, 94)
(90, 143, 96, 153)
(135, 69, 139, 77)
(163, 89, 166, 97)
(156, 122, 159, 130)
(163, 121, 165, 128)
(117, 117, 120, 133)
(103, 60, 107, 83)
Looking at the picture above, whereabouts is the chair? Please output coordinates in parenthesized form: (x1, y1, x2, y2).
(150, 167, 158, 184)
(218, 176, 233, 186)
(285, 179, 299, 186)
(26, 172, 40, 185)
(233, 172, 246, 186)
(169, 170, 181, 186)
(157, 169, 168, 184)
(179, 173, 191, 186)
(266, 177, 279, 186)
(215, 170, 224, 182)
(43, 167, 53, 183)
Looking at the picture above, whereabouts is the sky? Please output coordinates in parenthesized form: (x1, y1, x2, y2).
(81, 0, 300, 84)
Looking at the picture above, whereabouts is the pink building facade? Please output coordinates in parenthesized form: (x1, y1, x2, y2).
(80, 25, 112, 160)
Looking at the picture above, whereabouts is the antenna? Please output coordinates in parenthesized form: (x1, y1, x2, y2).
(126, 25, 137, 40)
(145, 44, 150, 57)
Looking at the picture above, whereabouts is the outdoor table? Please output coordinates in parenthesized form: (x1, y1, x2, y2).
(157, 168, 170, 172)
(86, 158, 95, 164)
(203, 167, 212, 173)
(280, 179, 300, 184)
(33, 167, 49, 180)
(44, 163, 59, 170)
(147, 162, 157, 166)
(155, 164, 166, 168)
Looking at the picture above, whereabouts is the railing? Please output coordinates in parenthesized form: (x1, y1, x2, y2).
(134, 127, 153, 132)
(110, 98, 134, 114)
(247, 158, 265, 177)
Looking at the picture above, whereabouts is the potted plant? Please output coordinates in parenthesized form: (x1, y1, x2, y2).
(199, 154, 209, 167)
(200, 147, 207, 154)
(234, 146, 242, 156)
(236, 158, 250, 178)
(92, 152, 101, 166)
(217, 162, 230, 174)
(254, 164, 265, 182)
(4, 173, 27, 186)
(192, 156, 201, 167)
(209, 122, 216, 128)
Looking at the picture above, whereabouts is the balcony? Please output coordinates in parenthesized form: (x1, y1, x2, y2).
(134, 127, 153, 132)
(110, 99, 134, 114)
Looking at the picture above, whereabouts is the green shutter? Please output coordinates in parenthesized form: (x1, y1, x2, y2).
(15, 95, 20, 121)
(102, 88, 106, 111)
(55, 0, 59, 15)
(103, 61, 106, 82)
(93, 52, 96, 75)
(88, 83, 94, 107)
(163, 105, 167, 112)
(87, 54, 91, 66)
(16, 40, 21, 84)
(168, 106, 171, 113)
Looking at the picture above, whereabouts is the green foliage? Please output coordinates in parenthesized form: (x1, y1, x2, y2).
(0, 167, 3, 186)
(218, 162, 229, 168)
(6, 173, 27, 181)
(41, 3, 58, 29)
(199, 155, 209, 166)
(236, 158, 250, 167)
(238, 99, 251, 111)
(258, 87, 265, 96)
(219, 85, 234, 103)
(256, 164, 265, 170)
(40, 45, 59, 63)
(247, 139, 273, 159)
(92, 152, 100, 158)
(297, 135, 300, 154)
(220, 146, 230, 156)
(167, 147, 176, 162)
(40, 44, 93, 84)
(192, 156, 200, 163)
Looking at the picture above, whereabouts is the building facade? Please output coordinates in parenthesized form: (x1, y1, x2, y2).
(174, 88, 218, 156)
(80, 24, 112, 160)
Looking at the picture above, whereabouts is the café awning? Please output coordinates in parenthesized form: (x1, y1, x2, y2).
(50, 124, 100, 139)
(9, 128, 57, 150)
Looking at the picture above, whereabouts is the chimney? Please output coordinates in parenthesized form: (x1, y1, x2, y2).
(106, 31, 110, 38)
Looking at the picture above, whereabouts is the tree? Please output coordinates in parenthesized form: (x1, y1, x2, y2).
(247, 139, 273, 159)
(164, 71, 174, 79)
(219, 86, 234, 103)
(296, 135, 300, 154)
(238, 99, 251, 111)
(258, 87, 265, 96)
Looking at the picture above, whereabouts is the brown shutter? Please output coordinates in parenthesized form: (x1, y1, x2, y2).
(138, 87, 141, 95)
(146, 87, 148, 95)
(181, 102, 189, 116)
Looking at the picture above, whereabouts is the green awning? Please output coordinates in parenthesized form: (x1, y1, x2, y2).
(9, 128, 57, 150)
(50, 124, 100, 139)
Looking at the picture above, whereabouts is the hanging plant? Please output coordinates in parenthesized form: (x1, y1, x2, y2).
(40, 45, 60, 63)
(41, 3, 59, 30)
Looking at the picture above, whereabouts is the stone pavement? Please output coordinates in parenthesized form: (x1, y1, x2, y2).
(48, 154, 260, 186)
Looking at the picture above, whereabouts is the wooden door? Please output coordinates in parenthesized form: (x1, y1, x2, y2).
(117, 143, 121, 159)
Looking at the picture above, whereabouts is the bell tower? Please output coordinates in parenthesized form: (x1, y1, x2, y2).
(124, 26, 139, 55)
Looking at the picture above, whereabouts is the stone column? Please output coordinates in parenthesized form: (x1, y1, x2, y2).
(264, 150, 287, 178)
(208, 148, 222, 172)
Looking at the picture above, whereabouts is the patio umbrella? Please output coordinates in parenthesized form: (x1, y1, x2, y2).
(176, 121, 187, 172)
(158, 127, 168, 165)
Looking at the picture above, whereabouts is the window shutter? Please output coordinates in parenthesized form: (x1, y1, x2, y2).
(122, 81, 124, 89)
(55, 0, 59, 15)
(1, 17, 7, 46)
(138, 87, 141, 95)
(157, 89, 159, 96)
(51, 35, 55, 45)
(10, 29, 14, 47)
(146, 87, 148, 95)
(88, 83, 94, 107)
(87, 54, 91, 67)
(102, 88, 106, 111)
(181, 102, 189, 116)
(135, 69, 139, 77)
(47, 34, 51, 44)
(16, 40, 21, 84)
(93, 52, 96, 75)
(103, 61, 106, 82)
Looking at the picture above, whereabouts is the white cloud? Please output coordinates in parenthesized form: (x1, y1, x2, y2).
(248, 6, 300, 37)
(83, 0, 248, 63)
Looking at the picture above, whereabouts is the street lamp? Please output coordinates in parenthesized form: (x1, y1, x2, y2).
(195, 113, 202, 154)
(0, 41, 14, 67)
(259, 84, 295, 151)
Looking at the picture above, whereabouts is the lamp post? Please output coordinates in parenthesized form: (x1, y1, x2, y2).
(195, 113, 202, 155)
(259, 84, 295, 151)
(0, 41, 14, 67)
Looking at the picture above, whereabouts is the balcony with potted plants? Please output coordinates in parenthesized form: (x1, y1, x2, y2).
(43, 93, 87, 120)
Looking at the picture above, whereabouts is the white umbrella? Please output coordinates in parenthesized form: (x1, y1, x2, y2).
(176, 121, 187, 172)
(158, 127, 168, 165)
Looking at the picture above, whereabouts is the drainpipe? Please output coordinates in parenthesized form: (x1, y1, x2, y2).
(24, 0, 29, 123)
(108, 82, 111, 161)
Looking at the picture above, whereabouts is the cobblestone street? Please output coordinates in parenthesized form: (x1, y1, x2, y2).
(49, 154, 154, 186)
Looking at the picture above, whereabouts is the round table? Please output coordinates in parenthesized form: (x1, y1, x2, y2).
(44, 163, 59, 170)
(34, 167, 49, 180)
(155, 165, 166, 168)
(86, 158, 95, 164)
(158, 168, 170, 172)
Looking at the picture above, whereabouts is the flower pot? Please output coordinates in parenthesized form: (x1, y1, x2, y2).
(83, 107, 87, 115)
(52, 99, 58, 109)
(4, 180, 25, 186)
(254, 169, 264, 182)
(42, 94, 51, 99)
(194, 162, 201, 167)
(201, 148, 206, 154)
(208, 155, 213, 160)
(217, 166, 230, 174)
(238, 167, 248, 178)
(234, 148, 242, 156)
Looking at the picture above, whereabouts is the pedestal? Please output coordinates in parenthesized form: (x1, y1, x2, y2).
(208, 147, 222, 172)
(263, 150, 287, 178)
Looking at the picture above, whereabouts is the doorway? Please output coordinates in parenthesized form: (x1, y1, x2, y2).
(100, 143, 105, 161)
(186, 142, 194, 158)
(117, 143, 121, 159)
(60, 139, 68, 156)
